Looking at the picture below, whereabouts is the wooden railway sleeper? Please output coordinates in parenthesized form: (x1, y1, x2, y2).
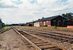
(37, 34, 72, 43)
(15, 29, 63, 50)
(13, 28, 42, 50)
(41, 33, 73, 40)
(40, 46, 62, 50)
(40, 32, 73, 40)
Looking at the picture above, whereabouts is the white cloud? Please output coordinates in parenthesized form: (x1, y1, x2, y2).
(0, 0, 73, 24)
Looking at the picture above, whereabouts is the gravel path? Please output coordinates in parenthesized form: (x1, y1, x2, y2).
(0, 29, 29, 50)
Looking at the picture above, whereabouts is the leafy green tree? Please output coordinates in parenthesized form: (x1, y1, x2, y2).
(62, 13, 73, 20)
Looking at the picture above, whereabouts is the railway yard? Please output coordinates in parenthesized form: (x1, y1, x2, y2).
(0, 26, 73, 50)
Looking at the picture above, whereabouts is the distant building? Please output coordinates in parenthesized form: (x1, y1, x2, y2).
(33, 15, 67, 27)
(26, 22, 34, 26)
(34, 22, 40, 27)
(66, 18, 73, 28)
(26, 15, 73, 28)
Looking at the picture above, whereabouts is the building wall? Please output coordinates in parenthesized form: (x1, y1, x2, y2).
(43, 21, 51, 27)
(34, 22, 40, 27)
(67, 26, 73, 28)
(67, 20, 73, 25)
(34, 21, 51, 27)
(67, 21, 73, 28)
(40, 21, 51, 27)
(39, 22, 44, 27)
(51, 16, 67, 27)
(45, 21, 51, 26)
(33, 16, 68, 27)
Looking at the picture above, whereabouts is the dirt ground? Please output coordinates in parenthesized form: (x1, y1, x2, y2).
(14, 26, 73, 35)
(0, 29, 29, 50)
(1, 26, 73, 50)
(15, 26, 73, 50)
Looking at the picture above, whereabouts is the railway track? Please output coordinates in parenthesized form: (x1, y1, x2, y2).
(24, 30, 73, 44)
(12, 27, 62, 50)
(35, 32, 73, 43)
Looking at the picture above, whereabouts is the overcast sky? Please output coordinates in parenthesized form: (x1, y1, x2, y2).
(0, 0, 73, 24)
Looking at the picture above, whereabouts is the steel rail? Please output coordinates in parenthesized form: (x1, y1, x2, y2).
(12, 27, 42, 50)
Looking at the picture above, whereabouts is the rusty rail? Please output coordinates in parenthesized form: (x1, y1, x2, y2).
(12, 27, 42, 50)
(12, 27, 62, 50)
